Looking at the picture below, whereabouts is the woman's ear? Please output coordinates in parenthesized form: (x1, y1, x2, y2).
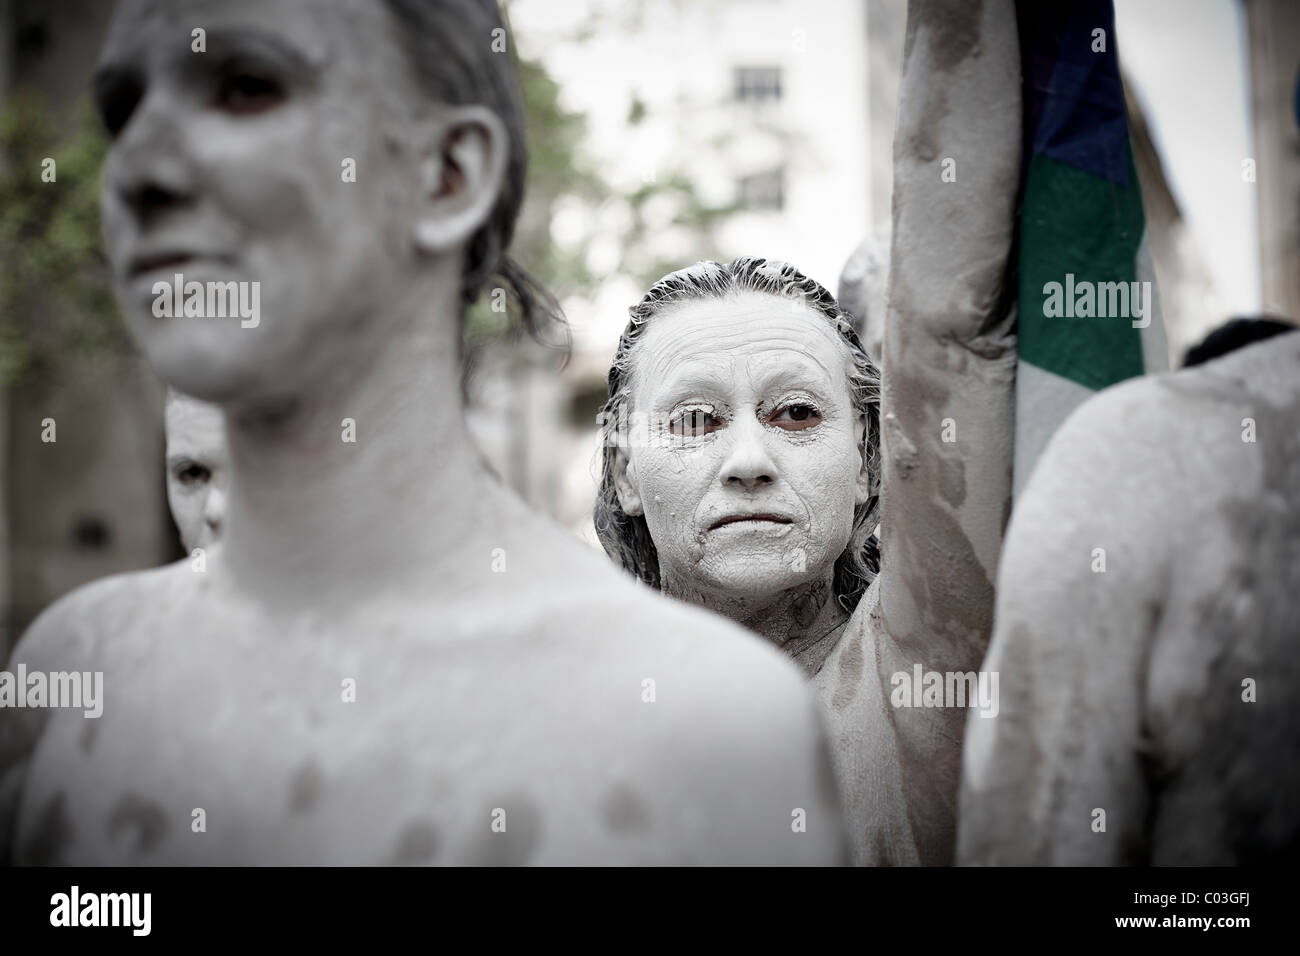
(612, 444, 644, 517)
(412, 105, 508, 254)
(854, 411, 873, 507)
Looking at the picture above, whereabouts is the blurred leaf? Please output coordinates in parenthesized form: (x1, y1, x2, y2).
(0, 92, 128, 388)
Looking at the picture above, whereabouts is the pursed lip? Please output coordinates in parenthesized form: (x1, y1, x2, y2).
(708, 512, 795, 531)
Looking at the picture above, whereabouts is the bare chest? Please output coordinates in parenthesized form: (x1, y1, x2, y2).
(15, 609, 678, 865)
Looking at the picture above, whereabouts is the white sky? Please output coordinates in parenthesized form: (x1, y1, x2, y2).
(513, 0, 1261, 320)
(1115, 0, 1259, 312)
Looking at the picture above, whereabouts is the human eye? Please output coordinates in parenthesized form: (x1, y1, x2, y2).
(668, 405, 724, 437)
(173, 461, 212, 486)
(213, 59, 288, 113)
(768, 399, 823, 431)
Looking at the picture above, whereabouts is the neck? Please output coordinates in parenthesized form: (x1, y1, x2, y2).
(662, 569, 850, 675)
(218, 273, 503, 614)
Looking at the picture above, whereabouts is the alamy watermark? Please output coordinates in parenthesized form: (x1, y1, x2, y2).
(890, 664, 999, 718)
(0, 664, 103, 718)
(152, 273, 260, 328)
(50, 886, 150, 936)
(1042, 273, 1152, 328)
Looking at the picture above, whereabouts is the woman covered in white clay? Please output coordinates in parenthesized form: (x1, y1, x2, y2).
(595, 0, 1020, 865)
(0, 0, 843, 865)
(165, 389, 229, 553)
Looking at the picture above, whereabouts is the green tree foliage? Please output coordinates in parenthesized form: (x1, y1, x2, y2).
(0, 93, 124, 387)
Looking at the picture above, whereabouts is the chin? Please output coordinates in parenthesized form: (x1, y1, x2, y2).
(697, 557, 820, 600)
(144, 333, 266, 404)
(126, 305, 293, 405)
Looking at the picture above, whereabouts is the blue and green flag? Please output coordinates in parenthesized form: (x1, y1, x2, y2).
(1013, 0, 1169, 495)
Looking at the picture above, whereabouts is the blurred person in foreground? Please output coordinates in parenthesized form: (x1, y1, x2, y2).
(0, 0, 842, 866)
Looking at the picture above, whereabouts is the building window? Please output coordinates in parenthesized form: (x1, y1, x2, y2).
(738, 169, 784, 211)
(733, 66, 782, 103)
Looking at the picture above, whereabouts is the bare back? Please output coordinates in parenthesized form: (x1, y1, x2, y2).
(959, 331, 1300, 864)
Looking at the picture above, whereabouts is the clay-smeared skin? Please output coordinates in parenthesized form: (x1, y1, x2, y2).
(287, 760, 323, 815)
(0, 514, 845, 865)
(165, 392, 229, 553)
(600, 782, 652, 835)
(107, 792, 170, 856)
(19, 791, 73, 867)
(819, 0, 1018, 866)
(625, 291, 871, 660)
(619, 0, 1019, 866)
(959, 332, 1300, 864)
(390, 819, 440, 865)
(0, 0, 844, 866)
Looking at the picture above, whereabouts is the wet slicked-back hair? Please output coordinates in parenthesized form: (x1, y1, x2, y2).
(594, 256, 882, 612)
(382, 0, 561, 340)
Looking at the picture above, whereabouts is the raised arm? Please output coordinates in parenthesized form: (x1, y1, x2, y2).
(881, 0, 1019, 675)
(872, 0, 1020, 863)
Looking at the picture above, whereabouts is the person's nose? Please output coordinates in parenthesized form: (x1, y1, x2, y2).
(104, 92, 197, 227)
(719, 414, 779, 490)
(202, 482, 226, 540)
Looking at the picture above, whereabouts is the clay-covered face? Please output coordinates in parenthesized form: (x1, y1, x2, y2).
(96, 0, 425, 402)
(165, 393, 229, 552)
(619, 292, 871, 600)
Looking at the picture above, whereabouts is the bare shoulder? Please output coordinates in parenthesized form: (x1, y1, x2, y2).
(11, 564, 174, 673)
(511, 527, 824, 705)
(1001, 367, 1215, 629)
(1031, 373, 1186, 487)
(515, 550, 844, 862)
(1016, 333, 1300, 568)
(1, 561, 185, 863)
(564, 567, 824, 717)
(615, 593, 846, 863)
(1039, 330, 1300, 480)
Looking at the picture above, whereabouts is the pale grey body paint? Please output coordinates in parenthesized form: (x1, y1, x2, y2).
(858, 0, 1020, 866)
(959, 331, 1300, 864)
(615, 0, 1022, 866)
(623, 291, 869, 652)
(0, 0, 844, 866)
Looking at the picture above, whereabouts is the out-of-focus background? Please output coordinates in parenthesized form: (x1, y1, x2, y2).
(1, 0, 1297, 657)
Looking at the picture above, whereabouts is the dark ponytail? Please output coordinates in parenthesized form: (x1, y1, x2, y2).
(489, 254, 569, 354)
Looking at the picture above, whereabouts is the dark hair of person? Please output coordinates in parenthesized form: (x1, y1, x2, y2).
(1182, 316, 1296, 368)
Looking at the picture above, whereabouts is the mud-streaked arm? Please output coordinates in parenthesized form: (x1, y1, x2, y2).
(874, 0, 1020, 864)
